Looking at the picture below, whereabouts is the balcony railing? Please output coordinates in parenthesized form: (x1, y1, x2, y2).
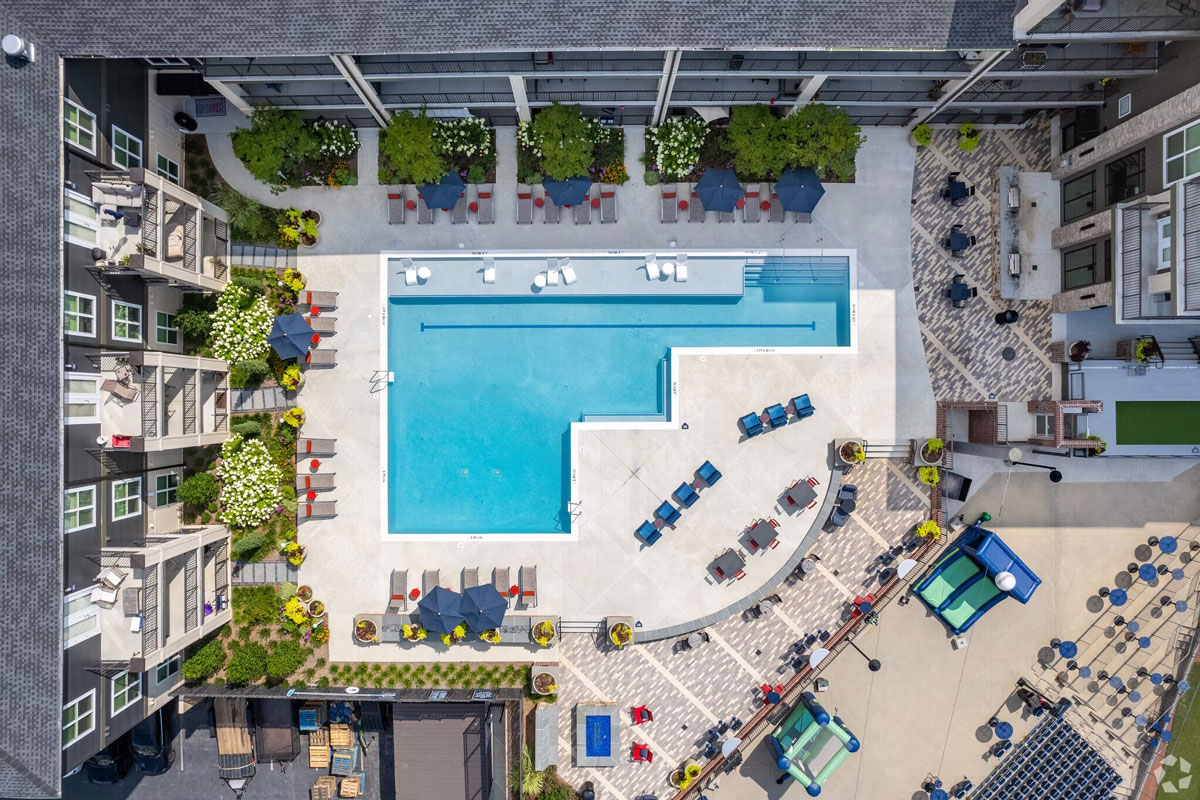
(205, 59, 341, 78)
(1029, 14, 1200, 36)
(527, 89, 659, 103)
(990, 55, 1168, 74)
(1184, 180, 1200, 312)
(208, 56, 667, 79)
(678, 55, 973, 75)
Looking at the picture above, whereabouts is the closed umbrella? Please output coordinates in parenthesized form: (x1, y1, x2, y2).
(417, 172, 466, 210)
(774, 167, 825, 214)
(416, 586, 465, 635)
(461, 584, 507, 631)
(694, 168, 744, 212)
(268, 313, 315, 360)
(542, 176, 592, 207)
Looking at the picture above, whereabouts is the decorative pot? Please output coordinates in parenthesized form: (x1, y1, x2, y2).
(532, 671, 556, 696)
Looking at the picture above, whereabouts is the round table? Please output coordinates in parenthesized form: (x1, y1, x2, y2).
(534, 273, 547, 288)
(721, 737, 741, 757)
(1059, 641, 1078, 659)
(1079, 666, 1092, 678)
(1160, 536, 1178, 554)
(800, 559, 817, 575)
(1180, 680, 1192, 693)
(687, 632, 703, 648)
(841, 498, 857, 513)
(1109, 588, 1128, 606)
(661, 262, 676, 277)
(306, 489, 317, 501)
(1139, 563, 1158, 582)
(1127, 620, 1140, 633)
(509, 584, 520, 597)
(858, 601, 873, 615)
(760, 600, 775, 616)
(1136, 714, 1148, 727)
(994, 721, 1013, 740)
(1151, 673, 1164, 685)
(1162, 730, 1174, 743)
(417, 266, 431, 281)
(765, 691, 781, 704)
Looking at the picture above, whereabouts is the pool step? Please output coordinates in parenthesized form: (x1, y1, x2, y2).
(865, 441, 911, 459)
(559, 619, 606, 635)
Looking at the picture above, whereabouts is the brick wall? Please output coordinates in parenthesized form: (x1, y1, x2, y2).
(1051, 210, 1112, 250)
(1052, 281, 1113, 314)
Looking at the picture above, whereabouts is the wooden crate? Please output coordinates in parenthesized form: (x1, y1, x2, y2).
(339, 774, 363, 797)
(311, 775, 337, 800)
(329, 723, 353, 748)
(309, 744, 330, 769)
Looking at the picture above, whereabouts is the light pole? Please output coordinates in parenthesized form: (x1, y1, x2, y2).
(1006, 448, 1063, 483)
(847, 640, 881, 671)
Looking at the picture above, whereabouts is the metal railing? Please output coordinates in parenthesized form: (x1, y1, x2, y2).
(1029, 14, 1200, 35)
(140, 365, 158, 438)
(991, 55, 1167, 73)
(141, 563, 159, 657)
(1120, 207, 1143, 320)
(527, 89, 659, 103)
(183, 550, 198, 633)
(205, 59, 340, 78)
(1184, 180, 1200, 312)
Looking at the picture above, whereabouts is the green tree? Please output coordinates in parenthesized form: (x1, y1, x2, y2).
(779, 104, 865, 181)
(181, 637, 226, 681)
(230, 108, 317, 188)
(727, 104, 785, 178)
(212, 187, 280, 244)
(178, 472, 218, 508)
(379, 110, 447, 185)
(265, 640, 308, 684)
(225, 642, 269, 686)
(530, 104, 594, 180)
(509, 745, 545, 797)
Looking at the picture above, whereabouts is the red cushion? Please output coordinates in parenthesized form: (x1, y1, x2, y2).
(760, 200, 771, 211)
(534, 197, 544, 207)
(310, 305, 320, 316)
(478, 192, 491, 199)
(591, 198, 601, 208)
(311, 333, 320, 344)
(387, 193, 401, 199)
(306, 489, 317, 501)
(469, 201, 479, 212)
(678, 200, 688, 210)
(736, 197, 746, 209)
(405, 200, 416, 210)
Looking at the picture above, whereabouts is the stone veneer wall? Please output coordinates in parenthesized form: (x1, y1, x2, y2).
(1053, 281, 1114, 314)
(1051, 210, 1113, 250)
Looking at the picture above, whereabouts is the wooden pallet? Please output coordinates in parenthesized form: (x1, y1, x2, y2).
(339, 774, 363, 797)
(309, 728, 331, 769)
(329, 723, 353, 748)
(312, 775, 337, 800)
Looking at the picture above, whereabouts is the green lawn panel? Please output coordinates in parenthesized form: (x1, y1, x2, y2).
(918, 553, 981, 608)
(941, 578, 1002, 630)
(1115, 401, 1200, 445)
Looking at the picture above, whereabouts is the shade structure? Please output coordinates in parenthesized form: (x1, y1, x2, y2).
(268, 313, 316, 360)
(1139, 563, 1158, 582)
(461, 584, 507, 631)
(774, 167, 825, 214)
(1058, 641, 1078, 659)
(542, 175, 592, 207)
(417, 171, 466, 210)
(1109, 588, 1127, 606)
(416, 585, 466, 635)
(694, 168, 744, 212)
(1159, 536, 1178, 554)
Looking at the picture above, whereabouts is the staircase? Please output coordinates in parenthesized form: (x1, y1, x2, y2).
(559, 619, 605, 635)
(1159, 340, 1197, 362)
(864, 441, 911, 459)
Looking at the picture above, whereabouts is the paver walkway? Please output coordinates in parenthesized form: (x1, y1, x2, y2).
(230, 387, 293, 413)
(230, 560, 298, 585)
(229, 242, 297, 270)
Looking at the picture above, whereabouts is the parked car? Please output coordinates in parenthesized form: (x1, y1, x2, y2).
(131, 709, 175, 774)
(84, 736, 133, 784)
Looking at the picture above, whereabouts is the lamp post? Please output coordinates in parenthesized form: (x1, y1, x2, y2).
(1005, 448, 1062, 482)
(847, 640, 881, 672)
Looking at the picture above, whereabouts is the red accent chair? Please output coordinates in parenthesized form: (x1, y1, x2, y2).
(632, 706, 653, 725)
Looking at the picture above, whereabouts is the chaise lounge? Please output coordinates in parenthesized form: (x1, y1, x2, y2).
(673, 482, 700, 508)
(697, 460, 722, 486)
(740, 412, 764, 437)
(635, 521, 662, 546)
(655, 500, 682, 528)
(790, 394, 815, 419)
(766, 403, 789, 429)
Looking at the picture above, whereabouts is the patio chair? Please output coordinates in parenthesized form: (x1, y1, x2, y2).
(791, 394, 815, 419)
(476, 186, 494, 224)
(674, 482, 700, 508)
(462, 567, 479, 590)
(794, 212, 812, 223)
(418, 202, 433, 224)
(422, 569, 440, 596)
(297, 438, 337, 456)
(98, 567, 127, 590)
(631, 743, 653, 763)
(574, 187, 593, 224)
(675, 254, 688, 282)
(655, 500, 681, 528)
(519, 565, 537, 608)
(697, 460, 722, 486)
(769, 188, 785, 222)
(545, 259, 559, 286)
(688, 190, 705, 223)
(387, 188, 405, 224)
(309, 316, 336, 335)
(644, 255, 660, 280)
(492, 567, 511, 605)
(304, 349, 337, 368)
(838, 484, 858, 503)
(517, 186, 533, 225)
(543, 193, 560, 223)
(600, 186, 616, 223)
(740, 412, 764, 437)
(450, 192, 469, 224)
(101, 379, 139, 402)
(387, 569, 407, 612)
(632, 707, 653, 725)
(559, 258, 577, 285)
(829, 506, 850, 528)
(766, 403, 788, 429)
(301, 290, 338, 309)
(636, 521, 662, 546)
(718, 207, 734, 223)
(660, 184, 678, 223)
(297, 473, 336, 491)
(483, 256, 496, 284)
(300, 501, 337, 520)
(743, 184, 761, 222)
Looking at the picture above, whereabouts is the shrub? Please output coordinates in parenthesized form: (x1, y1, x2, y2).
(232, 275, 266, 297)
(212, 187, 280, 244)
(916, 520, 942, 539)
(231, 419, 265, 437)
(212, 284, 273, 363)
(175, 295, 217, 345)
(231, 108, 317, 189)
(279, 582, 298, 601)
(779, 104, 864, 181)
(266, 639, 308, 683)
(282, 408, 305, 428)
(435, 117, 493, 160)
(317, 676, 331, 689)
(225, 642, 269, 686)
(728, 104, 785, 178)
(379, 110, 447, 185)
(523, 104, 594, 180)
(230, 359, 271, 389)
(912, 123, 933, 147)
(648, 117, 709, 180)
(465, 164, 487, 184)
(178, 472, 218, 508)
(311, 119, 360, 159)
(510, 746, 545, 797)
(230, 531, 267, 560)
(232, 585, 280, 625)
(958, 122, 980, 152)
(918, 466, 941, 486)
(182, 637, 225, 681)
(218, 435, 283, 528)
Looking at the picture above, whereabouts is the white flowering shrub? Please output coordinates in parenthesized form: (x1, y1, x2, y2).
(311, 120, 360, 158)
(217, 436, 283, 528)
(516, 121, 542, 158)
(648, 118, 709, 180)
(211, 284, 273, 363)
(436, 118, 493, 158)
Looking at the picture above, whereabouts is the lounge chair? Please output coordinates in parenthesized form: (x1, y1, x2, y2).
(689, 189, 705, 223)
(519, 565, 537, 608)
(838, 484, 858, 503)
(543, 193, 560, 223)
(644, 255, 660, 280)
(631, 743, 653, 763)
(517, 186, 533, 225)
(297, 438, 337, 456)
(387, 188, 405, 224)
(559, 258, 577, 285)
(829, 506, 850, 528)
(492, 567, 511, 605)
(418, 202, 433, 224)
(574, 188, 592, 224)
(483, 256, 496, 284)
(462, 567, 479, 590)
(403, 267, 417, 286)
(422, 569, 440, 596)
(791, 394, 815, 419)
(300, 290, 338, 309)
(300, 501, 337, 520)
(660, 184, 678, 223)
(600, 186, 616, 223)
(632, 707, 653, 725)
(545, 258, 559, 286)
(675, 254, 688, 282)
(766, 403, 788, 429)
(769, 187, 785, 222)
(304, 349, 337, 368)
(698, 460, 722, 486)
(655, 500, 681, 528)
(674, 482, 700, 508)
(309, 316, 336, 335)
(740, 412, 764, 437)
(635, 521, 662, 546)
(387, 569, 407, 612)
(477, 186, 494, 224)
(101, 379, 139, 402)
(451, 192, 468, 224)
(718, 207, 734, 223)
(743, 184, 761, 222)
(297, 473, 336, 491)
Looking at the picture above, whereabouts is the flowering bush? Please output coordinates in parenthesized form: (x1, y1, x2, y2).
(648, 117, 709, 180)
(279, 364, 302, 390)
(598, 163, 629, 184)
(480, 629, 501, 644)
(281, 267, 306, 293)
(440, 623, 468, 646)
(310, 625, 329, 645)
(211, 285, 273, 364)
(311, 119, 360, 159)
(285, 542, 306, 566)
(436, 118, 493, 158)
(282, 408, 305, 428)
(915, 520, 942, 539)
(515, 120, 542, 158)
(217, 435, 283, 528)
(402, 624, 428, 641)
(283, 596, 310, 625)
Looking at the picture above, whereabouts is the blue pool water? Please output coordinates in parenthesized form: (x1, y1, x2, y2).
(387, 259, 850, 533)
(585, 715, 612, 758)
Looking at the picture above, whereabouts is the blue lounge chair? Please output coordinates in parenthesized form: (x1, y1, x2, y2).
(674, 482, 700, 508)
(829, 506, 850, 527)
(740, 412, 764, 437)
(837, 484, 858, 503)
(698, 460, 722, 486)
(636, 521, 662, 545)
(766, 403, 788, 428)
(791, 394, 814, 419)
(655, 500, 681, 527)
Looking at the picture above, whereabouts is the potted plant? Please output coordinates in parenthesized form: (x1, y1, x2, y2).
(1135, 337, 1163, 364)
(531, 670, 558, 696)
(1086, 435, 1107, 456)
(958, 123, 980, 152)
(308, 599, 325, 617)
(285, 542, 306, 566)
(919, 437, 945, 466)
(441, 623, 467, 646)
(402, 623, 427, 642)
(297, 585, 313, 602)
(609, 621, 633, 650)
(355, 619, 378, 643)
(301, 208, 321, 227)
(918, 466, 940, 486)
(532, 620, 556, 648)
(1068, 340, 1092, 363)
(480, 628, 501, 644)
(839, 441, 866, 464)
(910, 123, 932, 148)
(279, 209, 319, 248)
(915, 520, 942, 540)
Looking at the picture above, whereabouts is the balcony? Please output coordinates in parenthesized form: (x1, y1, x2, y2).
(99, 351, 229, 453)
(1025, 1, 1200, 39)
(1113, 178, 1200, 321)
(98, 525, 231, 672)
(87, 169, 229, 292)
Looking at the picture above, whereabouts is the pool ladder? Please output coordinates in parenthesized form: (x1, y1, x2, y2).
(370, 370, 393, 394)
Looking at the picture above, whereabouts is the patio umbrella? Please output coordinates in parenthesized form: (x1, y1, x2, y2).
(694, 168, 743, 212)
(417, 171, 466, 210)
(416, 586, 465, 635)
(542, 176, 592, 207)
(774, 167, 825, 214)
(267, 313, 315, 360)
(461, 584, 507, 631)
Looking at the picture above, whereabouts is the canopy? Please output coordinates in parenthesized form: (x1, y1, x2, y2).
(417, 171, 466, 210)
(461, 584, 507, 631)
(694, 168, 744, 212)
(267, 313, 315, 360)
(542, 176, 592, 207)
(774, 167, 825, 213)
(416, 586, 466, 635)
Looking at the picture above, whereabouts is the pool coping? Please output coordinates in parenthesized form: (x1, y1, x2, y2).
(378, 248, 857, 540)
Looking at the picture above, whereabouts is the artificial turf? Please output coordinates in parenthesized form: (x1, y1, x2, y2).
(1115, 401, 1200, 445)
(1161, 663, 1200, 797)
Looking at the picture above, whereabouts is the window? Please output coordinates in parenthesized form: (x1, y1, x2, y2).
(64, 588, 100, 648)
(1118, 94, 1132, 119)
(1062, 172, 1095, 221)
(1164, 120, 1200, 186)
(63, 374, 100, 424)
(63, 98, 97, 155)
(64, 188, 99, 248)
(111, 671, 142, 714)
(112, 300, 142, 342)
(1158, 217, 1172, 271)
(64, 292, 96, 337)
(111, 125, 143, 169)
(112, 477, 142, 521)
(1105, 150, 1145, 205)
(155, 656, 181, 686)
(62, 690, 96, 748)
(155, 473, 178, 506)
(64, 486, 97, 532)
(155, 311, 178, 345)
(1034, 414, 1054, 438)
(156, 153, 180, 184)
(1063, 243, 1111, 291)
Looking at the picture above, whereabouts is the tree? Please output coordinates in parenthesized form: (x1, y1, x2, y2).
(510, 745, 545, 797)
(779, 104, 865, 181)
(529, 104, 594, 180)
(212, 187, 280, 244)
(181, 637, 225, 681)
(178, 472, 218, 507)
(727, 104, 785, 178)
(225, 642, 269, 686)
(379, 110, 447, 185)
(266, 640, 308, 684)
(230, 108, 317, 187)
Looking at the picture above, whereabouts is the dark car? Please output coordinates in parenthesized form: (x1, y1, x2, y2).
(131, 709, 175, 774)
(84, 736, 133, 784)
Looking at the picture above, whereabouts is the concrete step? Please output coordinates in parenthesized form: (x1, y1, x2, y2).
(559, 619, 605, 634)
(230, 560, 299, 585)
(865, 442, 911, 459)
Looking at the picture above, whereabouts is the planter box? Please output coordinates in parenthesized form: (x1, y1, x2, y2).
(914, 439, 945, 467)
(833, 438, 866, 469)
(606, 615, 636, 650)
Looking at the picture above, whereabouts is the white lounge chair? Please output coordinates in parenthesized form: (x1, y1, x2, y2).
(559, 258, 577, 285)
(404, 268, 417, 286)
(675, 254, 688, 282)
(483, 256, 496, 284)
(645, 255, 660, 280)
(546, 267, 559, 286)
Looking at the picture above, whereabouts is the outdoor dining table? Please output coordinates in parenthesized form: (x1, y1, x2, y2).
(786, 481, 818, 508)
(947, 180, 968, 201)
(994, 721, 1013, 740)
(949, 281, 971, 302)
(948, 231, 971, 252)
(749, 520, 778, 549)
(712, 549, 746, 580)
(687, 632, 704, 648)
(799, 558, 818, 575)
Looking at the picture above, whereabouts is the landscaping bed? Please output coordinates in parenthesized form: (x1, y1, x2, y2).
(516, 103, 627, 184)
(377, 112, 497, 185)
(183, 134, 285, 246)
(231, 108, 359, 192)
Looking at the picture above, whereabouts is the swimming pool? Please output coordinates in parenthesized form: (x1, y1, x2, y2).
(585, 715, 611, 759)
(385, 251, 853, 535)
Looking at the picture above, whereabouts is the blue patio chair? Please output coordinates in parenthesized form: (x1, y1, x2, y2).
(635, 521, 662, 545)
(655, 500, 681, 527)
(766, 403, 788, 428)
(740, 412, 764, 437)
(698, 460, 722, 486)
(837, 484, 858, 502)
(829, 506, 850, 527)
(791, 394, 815, 419)
(674, 482, 700, 508)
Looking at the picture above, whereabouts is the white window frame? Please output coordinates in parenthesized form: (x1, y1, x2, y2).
(63, 97, 97, 155)
(1163, 120, 1200, 187)
(154, 655, 182, 686)
(64, 188, 100, 249)
(111, 671, 143, 715)
(62, 690, 96, 749)
(111, 300, 143, 343)
(155, 472, 179, 506)
(112, 477, 142, 521)
(111, 125, 143, 169)
(63, 373, 101, 425)
(64, 587, 101, 649)
(1158, 217, 1172, 271)
(156, 153, 180, 184)
(155, 311, 178, 345)
(1117, 94, 1132, 120)
(64, 291, 97, 338)
(1035, 414, 1053, 438)
(64, 485, 98, 533)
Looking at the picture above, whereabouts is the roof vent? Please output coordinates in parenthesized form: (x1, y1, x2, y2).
(2, 33, 35, 62)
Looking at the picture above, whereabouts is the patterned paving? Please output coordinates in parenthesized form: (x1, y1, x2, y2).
(911, 117, 1055, 402)
(554, 459, 930, 798)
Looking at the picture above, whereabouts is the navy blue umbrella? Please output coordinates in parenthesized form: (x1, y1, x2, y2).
(417, 586, 466, 635)
(461, 584, 508, 631)
(267, 313, 315, 360)
(774, 167, 825, 214)
(694, 168, 744, 213)
(417, 171, 466, 211)
(542, 176, 593, 207)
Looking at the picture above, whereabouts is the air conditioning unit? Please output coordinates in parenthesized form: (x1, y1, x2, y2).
(1009, 253, 1022, 277)
(1008, 186, 1021, 209)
